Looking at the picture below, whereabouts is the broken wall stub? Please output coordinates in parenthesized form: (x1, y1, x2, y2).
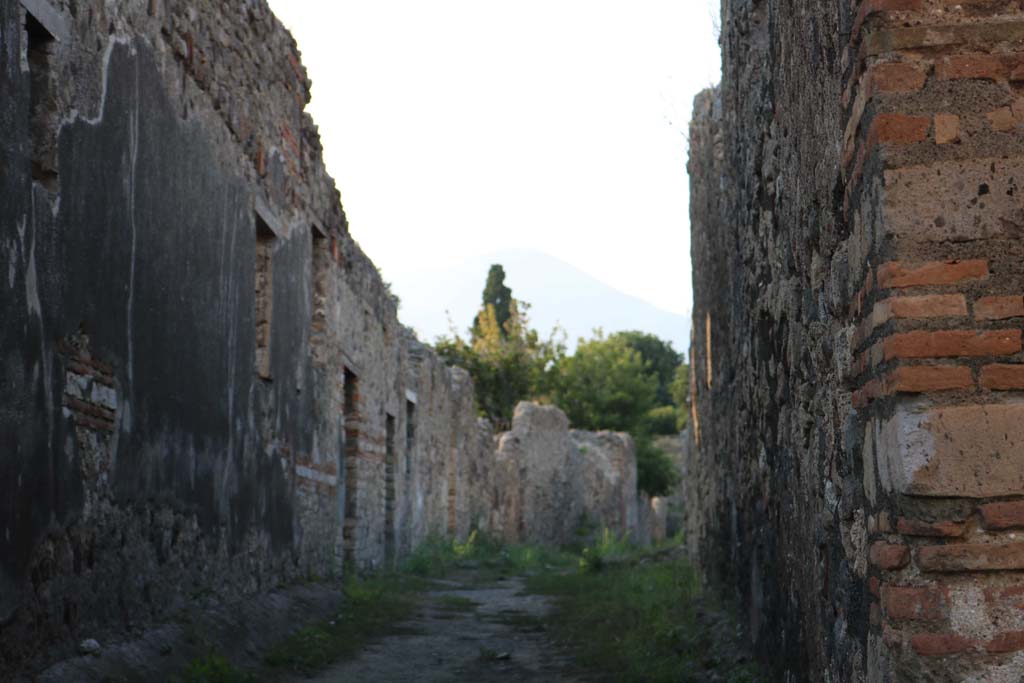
(484, 403, 643, 548)
(687, 1, 1024, 680)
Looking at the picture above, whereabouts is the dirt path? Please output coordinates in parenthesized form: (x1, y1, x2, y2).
(297, 572, 586, 683)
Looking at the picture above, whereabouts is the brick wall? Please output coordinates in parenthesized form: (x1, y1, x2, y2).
(688, 0, 1024, 679)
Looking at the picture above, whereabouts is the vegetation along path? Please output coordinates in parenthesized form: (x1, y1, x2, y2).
(297, 572, 578, 682)
(171, 535, 762, 682)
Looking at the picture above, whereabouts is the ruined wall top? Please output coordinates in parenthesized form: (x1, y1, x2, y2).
(35, 0, 398, 319)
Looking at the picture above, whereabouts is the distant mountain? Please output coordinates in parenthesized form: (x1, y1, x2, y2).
(388, 249, 692, 354)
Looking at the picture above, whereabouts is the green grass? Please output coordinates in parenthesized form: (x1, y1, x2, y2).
(177, 654, 256, 683)
(435, 594, 480, 612)
(486, 610, 547, 633)
(401, 530, 576, 579)
(177, 531, 760, 683)
(525, 538, 763, 683)
(262, 572, 431, 676)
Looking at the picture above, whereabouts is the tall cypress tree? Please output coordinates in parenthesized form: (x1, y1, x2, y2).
(472, 264, 513, 341)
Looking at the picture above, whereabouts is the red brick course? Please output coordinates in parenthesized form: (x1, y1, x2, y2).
(876, 260, 988, 289)
(882, 584, 949, 621)
(986, 631, 1024, 654)
(871, 62, 929, 93)
(869, 113, 931, 146)
(981, 364, 1024, 390)
(975, 296, 1024, 320)
(980, 501, 1024, 530)
(870, 542, 911, 570)
(883, 330, 1022, 360)
(936, 53, 1013, 81)
(918, 543, 1024, 572)
(910, 633, 973, 656)
(886, 365, 973, 393)
(896, 518, 966, 538)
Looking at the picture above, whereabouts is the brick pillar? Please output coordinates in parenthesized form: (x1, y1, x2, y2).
(844, 2, 1024, 677)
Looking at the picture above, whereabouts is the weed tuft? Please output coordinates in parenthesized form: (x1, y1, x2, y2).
(177, 654, 255, 683)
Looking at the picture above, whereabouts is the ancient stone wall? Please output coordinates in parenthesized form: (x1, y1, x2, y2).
(687, 1, 1024, 680)
(477, 402, 645, 548)
(0, 0, 481, 670)
(0, 1, 652, 675)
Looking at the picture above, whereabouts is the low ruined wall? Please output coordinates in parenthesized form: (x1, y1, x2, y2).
(688, 1, 1024, 681)
(479, 402, 644, 548)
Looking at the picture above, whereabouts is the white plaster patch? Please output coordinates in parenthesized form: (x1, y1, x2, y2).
(872, 417, 892, 493)
(862, 418, 876, 505)
(119, 397, 131, 433)
(7, 240, 16, 289)
(948, 584, 994, 640)
(878, 400, 933, 493)
(24, 238, 41, 318)
(90, 382, 116, 410)
(295, 465, 336, 487)
(880, 400, 1024, 496)
(64, 371, 88, 400)
(840, 508, 868, 578)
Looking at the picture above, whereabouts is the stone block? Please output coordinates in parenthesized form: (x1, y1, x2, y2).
(878, 401, 1024, 497)
(884, 159, 1024, 244)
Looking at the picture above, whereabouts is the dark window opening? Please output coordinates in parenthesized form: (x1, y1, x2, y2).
(342, 368, 360, 565)
(26, 11, 58, 192)
(254, 214, 276, 380)
(405, 399, 415, 477)
(310, 227, 328, 359)
(385, 413, 396, 563)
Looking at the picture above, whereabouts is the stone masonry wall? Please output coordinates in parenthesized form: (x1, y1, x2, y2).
(475, 402, 646, 548)
(0, 1, 651, 675)
(0, 0, 482, 671)
(687, 1, 1024, 681)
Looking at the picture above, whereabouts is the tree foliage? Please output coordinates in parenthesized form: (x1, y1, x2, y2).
(669, 362, 691, 430)
(645, 405, 679, 436)
(609, 331, 682, 406)
(670, 362, 690, 408)
(436, 300, 562, 430)
(635, 435, 680, 496)
(472, 264, 513, 341)
(550, 332, 657, 434)
(436, 266, 685, 496)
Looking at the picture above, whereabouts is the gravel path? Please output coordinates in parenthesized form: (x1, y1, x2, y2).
(297, 573, 586, 683)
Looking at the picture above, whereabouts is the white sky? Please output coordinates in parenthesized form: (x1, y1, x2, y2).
(268, 1, 721, 317)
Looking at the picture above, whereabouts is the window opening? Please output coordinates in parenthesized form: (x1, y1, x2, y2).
(254, 213, 276, 380)
(342, 368, 360, 565)
(385, 413, 396, 563)
(26, 10, 58, 192)
(405, 399, 415, 477)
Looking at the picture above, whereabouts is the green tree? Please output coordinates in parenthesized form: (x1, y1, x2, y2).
(609, 331, 682, 406)
(635, 434, 680, 496)
(669, 362, 691, 430)
(550, 332, 658, 433)
(472, 265, 513, 341)
(670, 362, 690, 408)
(437, 288, 563, 429)
(550, 332, 680, 496)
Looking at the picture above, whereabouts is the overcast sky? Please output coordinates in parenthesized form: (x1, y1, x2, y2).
(268, 1, 721, 318)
